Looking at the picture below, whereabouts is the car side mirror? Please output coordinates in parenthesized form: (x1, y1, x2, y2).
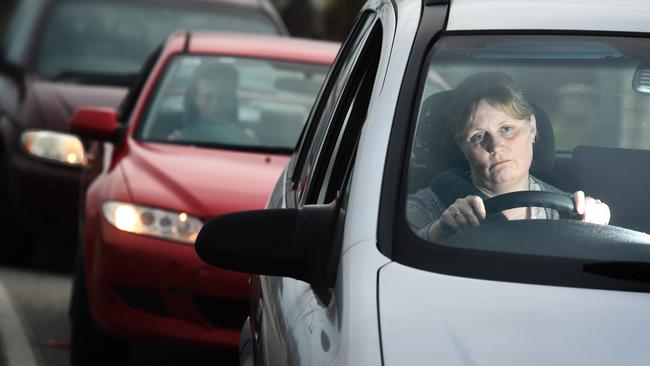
(70, 107, 122, 142)
(195, 201, 339, 304)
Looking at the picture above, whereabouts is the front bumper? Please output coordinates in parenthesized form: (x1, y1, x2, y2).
(87, 218, 249, 349)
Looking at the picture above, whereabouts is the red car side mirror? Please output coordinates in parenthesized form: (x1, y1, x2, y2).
(70, 107, 121, 141)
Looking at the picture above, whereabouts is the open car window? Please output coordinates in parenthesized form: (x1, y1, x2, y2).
(400, 34, 650, 291)
(137, 55, 329, 153)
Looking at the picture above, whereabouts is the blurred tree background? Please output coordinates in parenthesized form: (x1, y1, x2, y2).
(271, 0, 365, 41)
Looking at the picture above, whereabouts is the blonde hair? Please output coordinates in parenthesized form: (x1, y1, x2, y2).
(448, 72, 533, 140)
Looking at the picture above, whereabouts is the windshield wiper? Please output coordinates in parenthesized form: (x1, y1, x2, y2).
(141, 139, 295, 155)
(50, 71, 138, 87)
(584, 261, 650, 282)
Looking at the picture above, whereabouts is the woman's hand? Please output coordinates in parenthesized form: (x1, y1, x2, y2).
(427, 195, 486, 240)
(573, 190, 610, 225)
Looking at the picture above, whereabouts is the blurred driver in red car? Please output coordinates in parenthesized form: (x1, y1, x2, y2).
(171, 63, 255, 145)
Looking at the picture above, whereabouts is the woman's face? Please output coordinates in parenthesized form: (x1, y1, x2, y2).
(458, 99, 537, 193)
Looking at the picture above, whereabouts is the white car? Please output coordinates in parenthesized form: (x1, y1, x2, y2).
(196, 0, 650, 364)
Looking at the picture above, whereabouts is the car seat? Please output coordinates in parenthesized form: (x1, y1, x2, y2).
(572, 145, 650, 233)
(255, 109, 305, 148)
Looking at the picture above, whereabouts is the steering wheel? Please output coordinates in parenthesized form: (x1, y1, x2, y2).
(483, 191, 578, 218)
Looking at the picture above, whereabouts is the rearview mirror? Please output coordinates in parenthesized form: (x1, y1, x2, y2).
(195, 201, 339, 303)
(70, 107, 122, 141)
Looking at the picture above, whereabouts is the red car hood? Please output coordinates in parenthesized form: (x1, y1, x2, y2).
(25, 80, 126, 130)
(119, 140, 289, 220)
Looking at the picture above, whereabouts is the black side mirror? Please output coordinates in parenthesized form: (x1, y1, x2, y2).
(195, 201, 339, 303)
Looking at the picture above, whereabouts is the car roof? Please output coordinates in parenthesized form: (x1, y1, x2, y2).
(163, 31, 340, 65)
(35, 0, 288, 34)
(446, 0, 650, 33)
(191, 0, 276, 8)
(42, 0, 273, 8)
(184, 0, 288, 35)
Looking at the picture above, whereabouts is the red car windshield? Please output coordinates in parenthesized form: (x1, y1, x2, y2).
(138, 55, 329, 152)
(35, 0, 282, 79)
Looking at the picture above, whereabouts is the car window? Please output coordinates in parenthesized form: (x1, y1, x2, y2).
(292, 10, 377, 205)
(137, 55, 328, 152)
(4, 0, 44, 64)
(314, 25, 382, 205)
(33, 0, 282, 79)
(398, 34, 650, 291)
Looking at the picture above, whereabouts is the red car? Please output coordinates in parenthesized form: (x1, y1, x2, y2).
(68, 31, 338, 365)
(0, 0, 287, 261)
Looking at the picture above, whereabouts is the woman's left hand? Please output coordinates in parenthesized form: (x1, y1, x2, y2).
(573, 191, 610, 225)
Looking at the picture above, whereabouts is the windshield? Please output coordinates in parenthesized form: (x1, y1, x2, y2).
(5, 0, 43, 64)
(34, 0, 282, 79)
(401, 35, 650, 289)
(138, 55, 328, 152)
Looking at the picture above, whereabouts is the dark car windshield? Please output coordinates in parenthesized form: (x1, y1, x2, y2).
(138, 55, 328, 152)
(35, 0, 282, 80)
(398, 34, 650, 291)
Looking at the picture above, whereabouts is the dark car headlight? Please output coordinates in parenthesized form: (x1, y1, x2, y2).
(21, 130, 85, 166)
(102, 201, 203, 245)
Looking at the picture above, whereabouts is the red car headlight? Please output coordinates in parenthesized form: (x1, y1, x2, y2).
(102, 201, 203, 245)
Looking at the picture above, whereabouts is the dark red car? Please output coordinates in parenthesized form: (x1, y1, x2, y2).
(68, 31, 338, 364)
(0, 0, 287, 261)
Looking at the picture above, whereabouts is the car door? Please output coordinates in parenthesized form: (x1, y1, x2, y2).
(251, 5, 389, 366)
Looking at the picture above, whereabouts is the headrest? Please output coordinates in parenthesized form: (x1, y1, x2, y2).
(416, 90, 556, 179)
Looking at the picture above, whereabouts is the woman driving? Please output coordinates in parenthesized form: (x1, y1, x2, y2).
(408, 71, 610, 241)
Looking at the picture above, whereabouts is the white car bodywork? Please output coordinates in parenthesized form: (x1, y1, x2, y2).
(380, 262, 650, 365)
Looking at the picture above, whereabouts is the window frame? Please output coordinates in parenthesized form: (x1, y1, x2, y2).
(287, 10, 378, 208)
(131, 51, 329, 154)
(119, 44, 163, 125)
(313, 26, 383, 205)
(380, 4, 650, 293)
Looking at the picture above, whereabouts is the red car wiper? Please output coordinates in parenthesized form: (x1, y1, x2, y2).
(51, 71, 138, 87)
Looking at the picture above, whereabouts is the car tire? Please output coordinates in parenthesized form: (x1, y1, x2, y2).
(70, 250, 130, 366)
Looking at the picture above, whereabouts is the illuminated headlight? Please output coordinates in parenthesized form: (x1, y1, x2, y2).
(21, 130, 85, 166)
(102, 201, 203, 245)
